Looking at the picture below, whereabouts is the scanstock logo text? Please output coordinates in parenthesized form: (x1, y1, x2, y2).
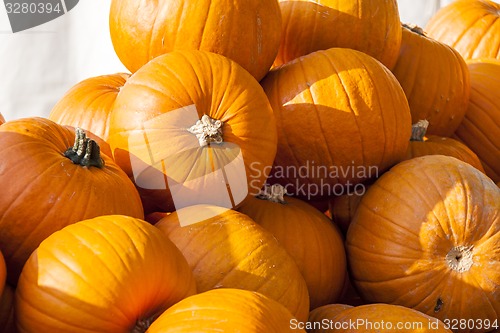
(4, 0, 79, 33)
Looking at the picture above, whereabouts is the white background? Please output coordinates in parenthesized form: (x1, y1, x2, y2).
(0, 0, 457, 120)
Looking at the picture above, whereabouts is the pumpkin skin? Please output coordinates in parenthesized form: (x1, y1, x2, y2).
(49, 73, 130, 142)
(453, 59, 500, 183)
(406, 120, 485, 172)
(15, 215, 197, 333)
(329, 184, 370, 235)
(308, 304, 353, 329)
(0, 252, 5, 298)
(346, 155, 499, 332)
(155, 204, 310, 322)
(274, 0, 402, 69)
(0, 284, 16, 333)
(148, 288, 305, 333)
(425, 0, 500, 61)
(308, 303, 452, 333)
(0, 113, 5, 125)
(0, 117, 144, 285)
(391, 24, 470, 137)
(261, 48, 411, 200)
(108, 50, 277, 214)
(237, 191, 346, 310)
(109, 0, 281, 81)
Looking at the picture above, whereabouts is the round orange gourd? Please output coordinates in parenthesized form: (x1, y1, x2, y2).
(453, 59, 500, 183)
(0, 285, 15, 333)
(15, 215, 196, 333)
(237, 185, 346, 310)
(308, 303, 452, 333)
(0, 117, 144, 285)
(406, 120, 484, 172)
(261, 48, 411, 200)
(392, 24, 470, 136)
(49, 73, 130, 142)
(274, 0, 402, 69)
(308, 304, 353, 328)
(425, 0, 500, 61)
(329, 184, 370, 235)
(148, 289, 305, 333)
(155, 204, 310, 322)
(346, 155, 499, 332)
(109, 0, 281, 81)
(108, 50, 277, 213)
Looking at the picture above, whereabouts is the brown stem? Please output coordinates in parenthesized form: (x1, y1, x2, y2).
(131, 311, 162, 333)
(402, 23, 426, 36)
(187, 114, 224, 147)
(256, 184, 288, 204)
(64, 128, 104, 168)
(410, 120, 430, 142)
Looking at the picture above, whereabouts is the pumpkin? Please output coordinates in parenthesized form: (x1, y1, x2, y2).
(391, 24, 470, 137)
(109, 0, 281, 81)
(453, 59, 500, 183)
(308, 304, 353, 328)
(0, 285, 15, 333)
(155, 204, 310, 322)
(261, 48, 411, 200)
(237, 184, 346, 310)
(406, 120, 485, 172)
(49, 73, 130, 142)
(308, 303, 452, 333)
(148, 288, 305, 333)
(328, 184, 371, 235)
(15, 215, 196, 333)
(274, 0, 402, 69)
(346, 155, 499, 332)
(108, 50, 277, 214)
(425, 0, 500, 61)
(0, 117, 144, 285)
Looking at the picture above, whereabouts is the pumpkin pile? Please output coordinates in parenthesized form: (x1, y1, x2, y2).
(1, 0, 499, 332)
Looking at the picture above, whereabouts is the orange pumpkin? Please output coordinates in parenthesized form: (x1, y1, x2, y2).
(391, 24, 470, 136)
(148, 289, 305, 333)
(155, 204, 310, 322)
(261, 48, 411, 200)
(109, 0, 281, 81)
(237, 184, 346, 310)
(346, 155, 499, 331)
(0, 118, 144, 285)
(0, 285, 15, 333)
(274, 0, 402, 69)
(49, 73, 130, 142)
(453, 59, 500, 183)
(407, 120, 484, 172)
(108, 50, 277, 213)
(308, 303, 452, 333)
(425, 0, 500, 61)
(308, 304, 353, 327)
(329, 184, 371, 235)
(15, 215, 196, 332)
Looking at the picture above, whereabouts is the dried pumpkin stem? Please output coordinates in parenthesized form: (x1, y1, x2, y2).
(187, 114, 224, 147)
(256, 184, 288, 204)
(446, 245, 473, 273)
(403, 23, 426, 36)
(131, 311, 162, 333)
(64, 128, 104, 168)
(410, 120, 430, 142)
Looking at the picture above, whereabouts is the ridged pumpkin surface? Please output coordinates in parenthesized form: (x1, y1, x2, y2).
(425, 0, 500, 61)
(108, 50, 277, 213)
(148, 289, 305, 333)
(155, 205, 310, 323)
(15, 215, 197, 333)
(392, 25, 470, 137)
(274, 0, 402, 69)
(261, 48, 411, 199)
(346, 155, 499, 332)
(49, 73, 130, 142)
(109, 0, 282, 81)
(453, 59, 500, 183)
(0, 117, 144, 285)
(238, 193, 346, 310)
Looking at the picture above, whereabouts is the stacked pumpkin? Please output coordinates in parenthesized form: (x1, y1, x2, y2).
(0, 0, 498, 332)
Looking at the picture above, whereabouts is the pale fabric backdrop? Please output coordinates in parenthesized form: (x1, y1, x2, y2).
(0, 0, 457, 120)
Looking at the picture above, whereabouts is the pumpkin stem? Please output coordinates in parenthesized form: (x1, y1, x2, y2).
(256, 184, 288, 204)
(64, 128, 104, 168)
(131, 312, 162, 333)
(445, 245, 473, 273)
(402, 23, 426, 36)
(410, 120, 429, 142)
(187, 114, 224, 147)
